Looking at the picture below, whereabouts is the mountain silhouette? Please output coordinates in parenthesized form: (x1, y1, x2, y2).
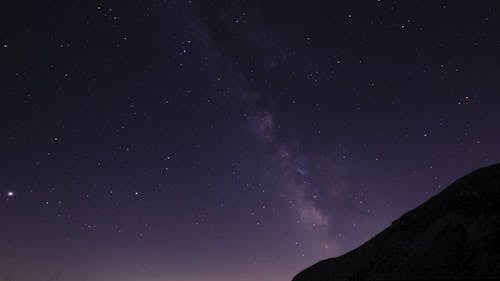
(292, 164, 500, 281)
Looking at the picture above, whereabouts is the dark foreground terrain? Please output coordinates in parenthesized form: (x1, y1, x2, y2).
(293, 164, 500, 281)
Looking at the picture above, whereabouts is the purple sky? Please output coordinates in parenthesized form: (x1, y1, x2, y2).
(1, 1, 500, 280)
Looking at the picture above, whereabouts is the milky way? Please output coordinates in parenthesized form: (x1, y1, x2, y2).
(1, 1, 500, 281)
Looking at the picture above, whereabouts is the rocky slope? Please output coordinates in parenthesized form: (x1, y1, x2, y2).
(292, 164, 500, 281)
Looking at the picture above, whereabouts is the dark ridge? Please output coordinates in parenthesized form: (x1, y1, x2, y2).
(292, 163, 500, 281)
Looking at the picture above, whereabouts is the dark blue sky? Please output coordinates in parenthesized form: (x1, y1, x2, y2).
(1, 1, 500, 280)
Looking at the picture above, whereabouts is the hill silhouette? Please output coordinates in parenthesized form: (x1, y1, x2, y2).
(292, 164, 500, 281)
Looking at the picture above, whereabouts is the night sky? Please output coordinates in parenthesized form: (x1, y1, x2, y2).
(1, 1, 500, 281)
